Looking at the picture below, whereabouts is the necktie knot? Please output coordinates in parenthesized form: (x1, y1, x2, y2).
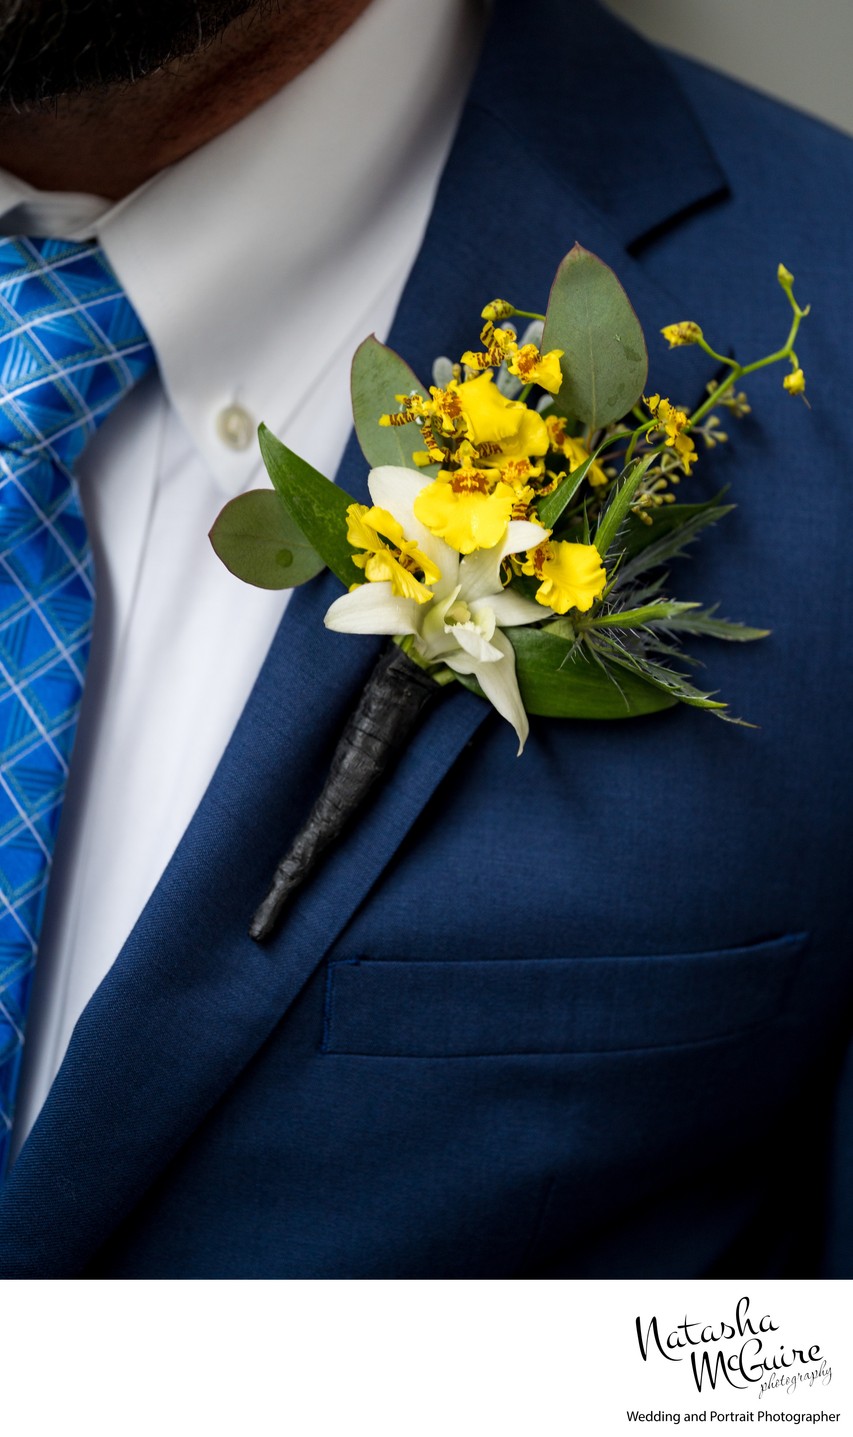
(0, 236, 155, 472)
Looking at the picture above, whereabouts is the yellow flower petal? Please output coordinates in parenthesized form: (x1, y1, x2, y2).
(529, 540, 606, 615)
(480, 299, 517, 322)
(346, 502, 440, 602)
(346, 504, 403, 552)
(507, 344, 564, 394)
(499, 457, 545, 489)
(414, 471, 515, 554)
(427, 382, 464, 434)
(783, 367, 806, 395)
(461, 322, 517, 373)
(545, 417, 609, 487)
(661, 321, 703, 349)
(457, 372, 549, 461)
(645, 395, 696, 473)
(361, 551, 434, 603)
(672, 431, 697, 474)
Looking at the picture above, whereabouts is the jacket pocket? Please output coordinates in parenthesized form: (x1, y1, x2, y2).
(322, 933, 808, 1058)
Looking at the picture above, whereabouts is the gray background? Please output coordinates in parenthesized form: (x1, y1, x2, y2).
(603, 0, 853, 136)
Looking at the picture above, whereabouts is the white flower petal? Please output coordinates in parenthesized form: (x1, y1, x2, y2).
(443, 650, 477, 676)
(431, 549, 461, 602)
(324, 582, 422, 636)
(473, 630, 530, 755)
(415, 633, 459, 665)
(502, 519, 550, 560)
(366, 465, 454, 589)
(446, 629, 529, 755)
(480, 590, 543, 628)
(367, 465, 424, 526)
(414, 629, 456, 663)
(417, 592, 462, 662)
(457, 546, 504, 604)
(459, 519, 547, 602)
(451, 623, 504, 664)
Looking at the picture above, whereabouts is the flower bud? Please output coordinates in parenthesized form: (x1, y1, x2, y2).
(481, 299, 517, 322)
(783, 367, 806, 396)
(661, 321, 703, 349)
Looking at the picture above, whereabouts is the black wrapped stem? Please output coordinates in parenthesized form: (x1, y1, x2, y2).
(250, 644, 440, 942)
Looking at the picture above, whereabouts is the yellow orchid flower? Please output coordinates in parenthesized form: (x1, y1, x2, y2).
(378, 391, 431, 428)
(428, 381, 465, 435)
(456, 372, 549, 463)
(461, 320, 518, 373)
(500, 457, 545, 489)
(414, 469, 516, 555)
(783, 367, 806, 395)
(545, 416, 609, 488)
(523, 539, 607, 615)
(645, 393, 697, 475)
(346, 503, 441, 604)
(507, 342, 564, 394)
(661, 321, 703, 349)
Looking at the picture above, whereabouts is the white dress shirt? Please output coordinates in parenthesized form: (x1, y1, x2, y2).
(8, 0, 484, 1151)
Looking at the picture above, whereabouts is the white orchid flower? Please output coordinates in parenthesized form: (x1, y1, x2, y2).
(324, 466, 546, 752)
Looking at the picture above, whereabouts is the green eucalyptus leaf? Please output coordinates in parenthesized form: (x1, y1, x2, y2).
(351, 335, 437, 473)
(541, 244, 648, 428)
(209, 490, 326, 591)
(456, 626, 675, 719)
(258, 423, 357, 588)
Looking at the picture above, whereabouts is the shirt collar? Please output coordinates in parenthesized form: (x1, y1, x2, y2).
(0, 0, 486, 495)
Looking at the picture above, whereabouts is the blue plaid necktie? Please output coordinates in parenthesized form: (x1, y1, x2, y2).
(0, 236, 155, 1177)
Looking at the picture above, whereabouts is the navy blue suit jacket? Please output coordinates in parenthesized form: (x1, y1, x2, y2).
(2, 0, 852, 1278)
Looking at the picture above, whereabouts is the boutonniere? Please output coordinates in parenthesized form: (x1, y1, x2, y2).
(210, 245, 810, 941)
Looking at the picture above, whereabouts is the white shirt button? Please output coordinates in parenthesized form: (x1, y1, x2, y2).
(215, 402, 255, 451)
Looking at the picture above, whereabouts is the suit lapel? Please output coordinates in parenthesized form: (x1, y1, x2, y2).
(0, 0, 731, 1275)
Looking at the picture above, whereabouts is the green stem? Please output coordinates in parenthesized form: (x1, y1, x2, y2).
(511, 309, 547, 323)
(687, 371, 740, 428)
(687, 305, 806, 430)
(740, 305, 804, 377)
(394, 634, 430, 669)
(625, 420, 655, 464)
(395, 638, 456, 687)
(431, 666, 458, 687)
(697, 336, 740, 370)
